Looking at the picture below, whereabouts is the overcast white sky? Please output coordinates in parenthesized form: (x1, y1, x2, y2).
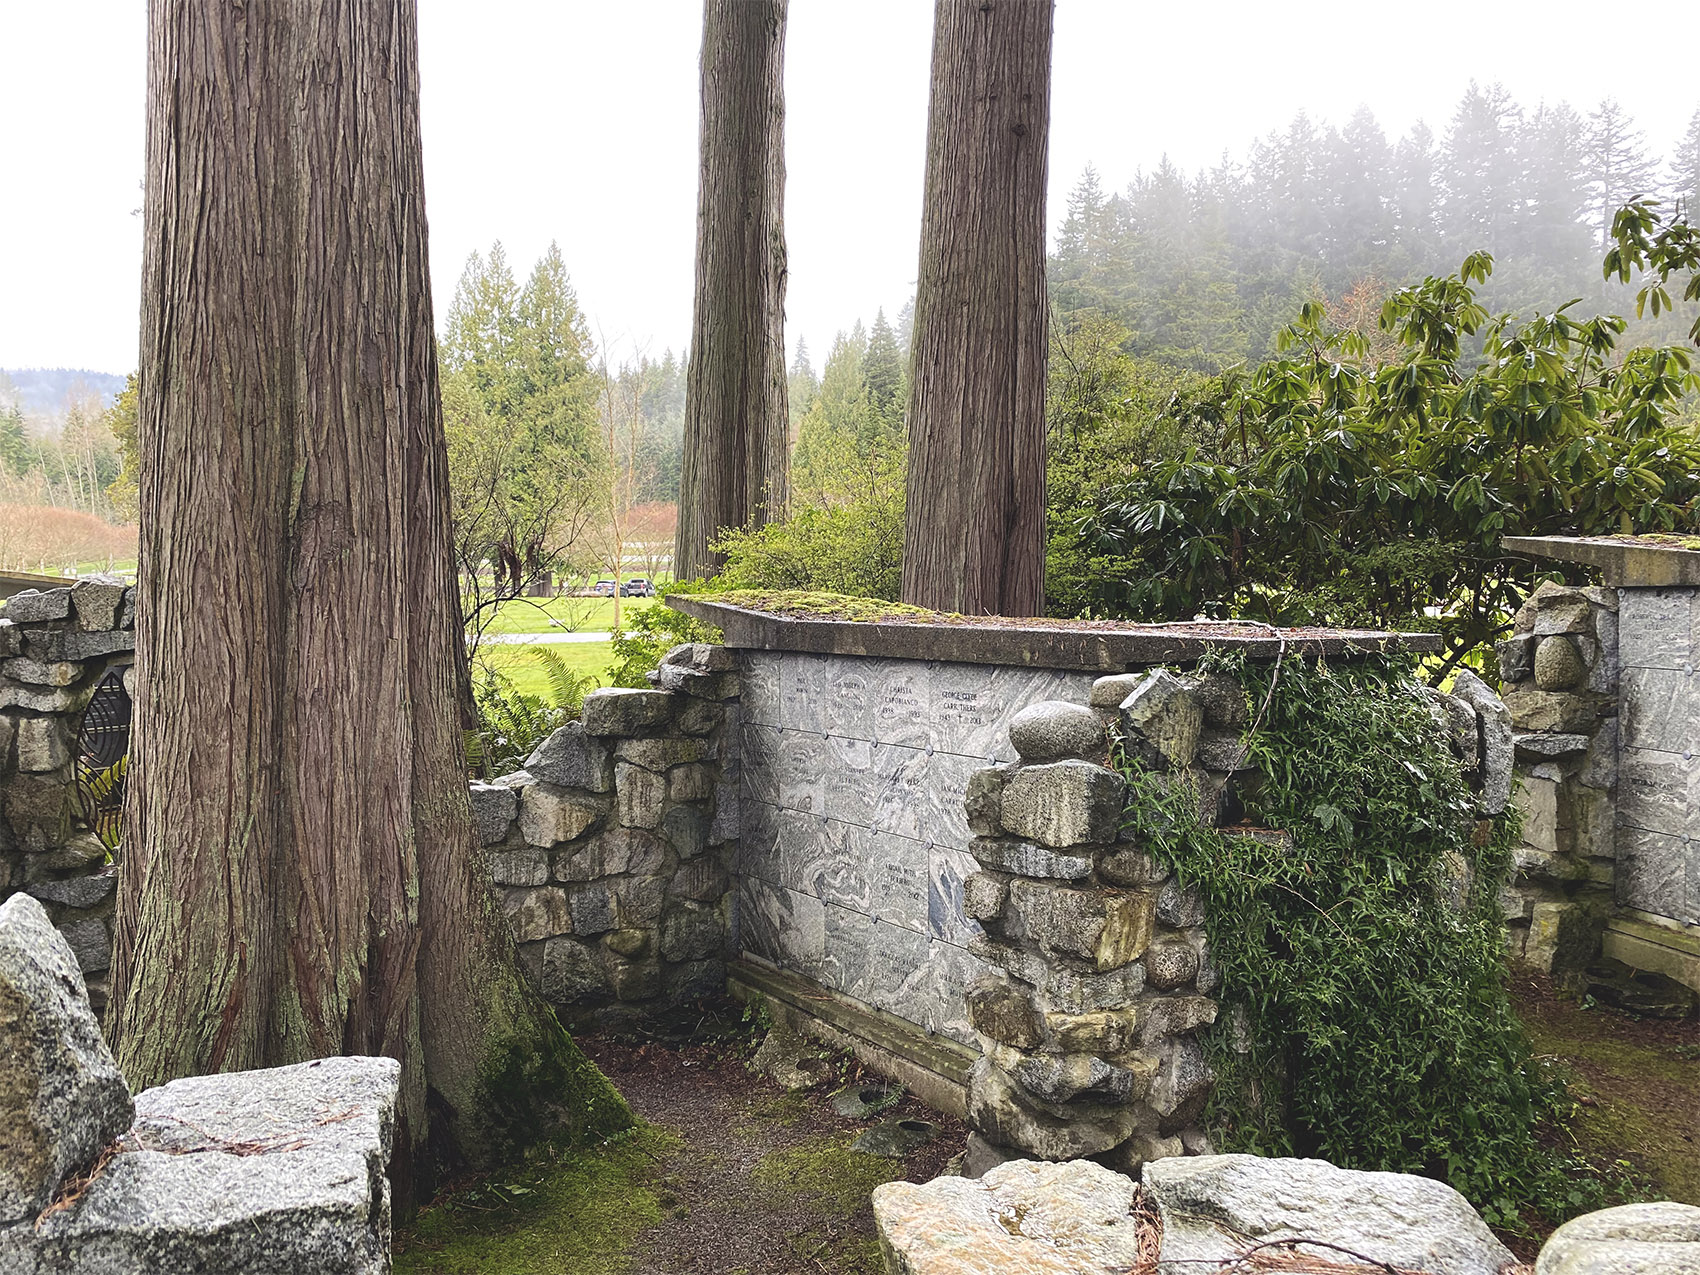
(1, 1, 1694, 377)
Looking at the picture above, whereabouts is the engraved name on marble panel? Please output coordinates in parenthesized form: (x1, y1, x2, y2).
(740, 721, 782, 806)
(1618, 587, 1696, 671)
(779, 728, 829, 815)
(819, 905, 934, 1026)
(780, 654, 831, 734)
(1619, 746, 1699, 838)
(739, 653, 783, 726)
(871, 659, 931, 748)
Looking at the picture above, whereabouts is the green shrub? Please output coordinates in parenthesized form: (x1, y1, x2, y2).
(605, 589, 721, 689)
(468, 648, 595, 776)
(710, 487, 905, 602)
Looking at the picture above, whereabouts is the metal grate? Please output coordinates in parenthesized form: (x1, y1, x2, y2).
(74, 669, 132, 853)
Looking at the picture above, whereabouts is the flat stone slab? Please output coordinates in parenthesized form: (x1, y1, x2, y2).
(1144, 1154, 1515, 1275)
(1504, 534, 1700, 587)
(5, 1055, 399, 1274)
(1537, 1201, 1700, 1273)
(873, 1157, 1147, 1273)
(668, 597, 1440, 672)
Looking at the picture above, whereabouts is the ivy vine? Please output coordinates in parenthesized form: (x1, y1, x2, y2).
(1117, 650, 1624, 1230)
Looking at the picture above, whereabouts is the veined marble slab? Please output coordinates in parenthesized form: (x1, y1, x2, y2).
(740, 876, 826, 978)
(1622, 666, 1700, 756)
(1620, 746, 1700, 839)
(1616, 824, 1698, 925)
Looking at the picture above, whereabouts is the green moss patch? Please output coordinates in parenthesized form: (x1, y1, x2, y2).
(702, 589, 941, 623)
(751, 1133, 900, 1217)
(396, 1127, 678, 1275)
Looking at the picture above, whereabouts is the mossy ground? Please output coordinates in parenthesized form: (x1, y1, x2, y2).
(703, 589, 940, 623)
(395, 1128, 677, 1275)
(1513, 975, 1700, 1207)
(395, 1030, 965, 1275)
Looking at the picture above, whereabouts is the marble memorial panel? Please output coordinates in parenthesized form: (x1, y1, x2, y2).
(1622, 666, 1700, 755)
(1618, 587, 1696, 671)
(1619, 746, 1699, 838)
(1616, 824, 1697, 924)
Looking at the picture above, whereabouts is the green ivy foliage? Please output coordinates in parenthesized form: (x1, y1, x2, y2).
(1119, 652, 1623, 1229)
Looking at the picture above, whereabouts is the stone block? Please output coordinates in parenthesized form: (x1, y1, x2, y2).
(488, 847, 549, 887)
(603, 927, 650, 958)
(965, 978, 1042, 1050)
(666, 762, 715, 803)
(58, 918, 109, 974)
(69, 578, 125, 632)
(1, 658, 81, 688)
(14, 717, 70, 773)
(655, 662, 738, 700)
(1502, 687, 1605, 734)
(1194, 729, 1250, 773)
(1, 589, 71, 623)
(962, 872, 1009, 923)
(541, 937, 610, 1002)
(969, 936, 1148, 1016)
(0, 684, 85, 714)
(1516, 776, 1573, 856)
(1012, 1051, 1139, 1104)
(13, 1056, 397, 1275)
(1089, 673, 1144, 710)
(1145, 941, 1201, 990)
(660, 902, 724, 963)
(1449, 670, 1513, 814)
(1009, 879, 1155, 971)
(1185, 671, 1250, 731)
(1524, 901, 1604, 976)
(970, 837, 1092, 880)
(518, 781, 603, 847)
(608, 957, 663, 1000)
(34, 628, 134, 662)
(524, 721, 613, 793)
(660, 802, 708, 859)
(1136, 995, 1218, 1045)
(502, 886, 571, 943)
(1513, 732, 1590, 760)
(662, 642, 737, 673)
(615, 762, 668, 829)
(25, 872, 116, 911)
(1536, 1202, 1700, 1275)
(581, 687, 674, 736)
(1118, 670, 1203, 769)
(873, 1159, 1146, 1272)
(0, 620, 16, 658)
(964, 764, 1012, 836)
(1497, 633, 1537, 683)
(615, 735, 704, 771)
(1096, 845, 1170, 888)
(999, 761, 1124, 847)
(554, 828, 668, 886)
(1044, 1008, 1138, 1055)
(1534, 635, 1586, 690)
(1144, 1153, 1514, 1274)
(966, 1056, 1139, 1159)
(1007, 700, 1106, 763)
(1148, 1034, 1214, 1125)
(0, 894, 133, 1224)
(1156, 878, 1205, 928)
(468, 780, 518, 846)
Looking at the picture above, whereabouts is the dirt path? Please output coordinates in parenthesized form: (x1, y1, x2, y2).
(585, 1035, 965, 1275)
(394, 1024, 965, 1275)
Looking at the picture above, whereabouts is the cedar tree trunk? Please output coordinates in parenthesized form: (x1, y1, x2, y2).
(111, 0, 632, 1205)
(901, 0, 1053, 615)
(675, 0, 790, 581)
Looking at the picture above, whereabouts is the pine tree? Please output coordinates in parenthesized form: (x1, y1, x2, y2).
(862, 309, 904, 432)
(1440, 82, 1522, 253)
(1585, 98, 1659, 250)
(1669, 108, 1700, 212)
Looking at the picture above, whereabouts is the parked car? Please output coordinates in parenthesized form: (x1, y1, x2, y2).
(622, 577, 655, 597)
(592, 579, 617, 597)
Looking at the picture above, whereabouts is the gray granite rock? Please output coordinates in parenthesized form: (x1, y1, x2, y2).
(1089, 672, 1145, 710)
(1145, 941, 1201, 990)
(662, 642, 737, 672)
(961, 871, 1009, 923)
(615, 735, 705, 771)
(998, 761, 1124, 848)
(25, 872, 117, 911)
(1449, 670, 1513, 815)
(970, 837, 1093, 880)
(1007, 700, 1107, 763)
(13, 1056, 397, 1275)
(1095, 845, 1170, 888)
(502, 886, 572, 943)
(1185, 671, 1250, 731)
(468, 780, 519, 846)
(581, 687, 675, 736)
(541, 937, 610, 1002)
(874, 1158, 1145, 1272)
(1497, 633, 1537, 683)
(0, 894, 133, 1224)
(1514, 732, 1591, 759)
(59, 918, 111, 975)
(1156, 878, 1205, 928)
(1009, 879, 1154, 971)
(660, 902, 724, 963)
(488, 847, 549, 887)
(1535, 635, 1587, 690)
(2, 657, 82, 688)
(1012, 1051, 1136, 1104)
(524, 721, 613, 792)
(70, 577, 126, 632)
(1118, 669, 1203, 769)
(2, 589, 72, 623)
(965, 978, 1043, 1049)
(964, 764, 1013, 836)
(967, 1057, 1138, 1159)
(519, 781, 603, 847)
(1536, 1201, 1700, 1274)
(555, 828, 669, 883)
(1145, 1154, 1514, 1275)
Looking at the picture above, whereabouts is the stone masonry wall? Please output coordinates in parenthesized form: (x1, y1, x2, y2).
(0, 580, 134, 1012)
(1494, 580, 1621, 976)
(473, 643, 741, 1031)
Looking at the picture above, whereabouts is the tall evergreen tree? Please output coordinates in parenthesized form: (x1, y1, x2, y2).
(1585, 98, 1659, 250)
(676, 0, 790, 580)
(113, 0, 631, 1206)
(1666, 108, 1700, 211)
(862, 309, 904, 431)
(903, 0, 1053, 614)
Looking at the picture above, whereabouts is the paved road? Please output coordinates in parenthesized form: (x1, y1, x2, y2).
(479, 631, 615, 645)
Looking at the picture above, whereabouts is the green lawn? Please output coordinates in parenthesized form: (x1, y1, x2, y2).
(473, 641, 616, 699)
(473, 594, 662, 637)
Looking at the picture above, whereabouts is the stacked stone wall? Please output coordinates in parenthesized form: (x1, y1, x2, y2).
(1494, 580, 1621, 976)
(0, 580, 133, 1010)
(473, 643, 741, 1031)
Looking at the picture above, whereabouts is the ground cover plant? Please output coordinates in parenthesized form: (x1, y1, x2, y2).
(1118, 651, 1629, 1230)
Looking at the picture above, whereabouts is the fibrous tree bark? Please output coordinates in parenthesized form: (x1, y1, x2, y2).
(111, 0, 631, 1205)
(675, 0, 790, 581)
(902, 0, 1054, 616)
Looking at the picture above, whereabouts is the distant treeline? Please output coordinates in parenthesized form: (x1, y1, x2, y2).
(1052, 86, 1700, 369)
